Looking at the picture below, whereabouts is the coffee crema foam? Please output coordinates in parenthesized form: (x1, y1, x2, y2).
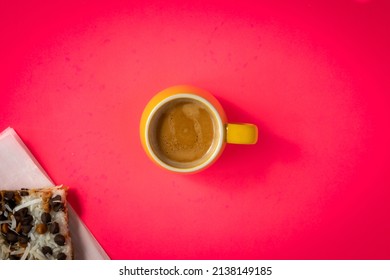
(154, 100, 215, 163)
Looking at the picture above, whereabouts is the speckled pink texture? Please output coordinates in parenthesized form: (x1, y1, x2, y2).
(1, 0, 389, 259)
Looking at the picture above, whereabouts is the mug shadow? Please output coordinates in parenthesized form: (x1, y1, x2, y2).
(189, 96, 301, 189)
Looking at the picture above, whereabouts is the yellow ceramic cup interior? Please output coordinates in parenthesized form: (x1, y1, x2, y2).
(140, 85, 258, 173)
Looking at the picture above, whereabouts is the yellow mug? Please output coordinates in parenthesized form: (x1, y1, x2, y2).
(140, 85, 258, 173)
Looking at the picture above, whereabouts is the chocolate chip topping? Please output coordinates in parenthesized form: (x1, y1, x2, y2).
(49, 222, 60, 234)
(18, 235, 29, 246)
(16, 207, 28, 217)
(54, 234, 65, 246)
(41, 212, 52, 224)
(56, 252, 67, 260)
(22, 224, 33, 235)
(50, 195, 62, 205)
(4, 191, 14, 201)
(53, 202, 64, 212)
(5, 200, 16, 210)
(14, 208, 29, 223)
(41, 246, 53, 256)
(21, 214, 33, 225)
(19, 189, 29, 196)
(49, 195, 64, 212)
(6, 231, 18, 244)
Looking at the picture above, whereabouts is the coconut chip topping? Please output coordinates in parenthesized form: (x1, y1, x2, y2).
(0, 186, 73, 260)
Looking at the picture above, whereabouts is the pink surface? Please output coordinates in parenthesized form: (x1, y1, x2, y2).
(1, 0, 389, 259)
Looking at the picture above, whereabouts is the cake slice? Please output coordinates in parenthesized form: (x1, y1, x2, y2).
(0, 186, 73, 260)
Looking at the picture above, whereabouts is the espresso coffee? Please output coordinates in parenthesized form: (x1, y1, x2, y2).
(151, 99, 215, 165)
(141, 86, 258, 173)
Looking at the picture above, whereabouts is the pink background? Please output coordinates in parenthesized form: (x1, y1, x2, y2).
(1, 0, 389, 259)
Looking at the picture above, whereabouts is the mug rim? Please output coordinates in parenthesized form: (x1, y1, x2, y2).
(144, 93, 224, 173)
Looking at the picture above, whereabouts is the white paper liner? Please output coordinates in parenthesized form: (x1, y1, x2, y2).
(0, 127, 110, 260)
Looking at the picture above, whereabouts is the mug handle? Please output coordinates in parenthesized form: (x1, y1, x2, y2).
(226, 123, 258, 144)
